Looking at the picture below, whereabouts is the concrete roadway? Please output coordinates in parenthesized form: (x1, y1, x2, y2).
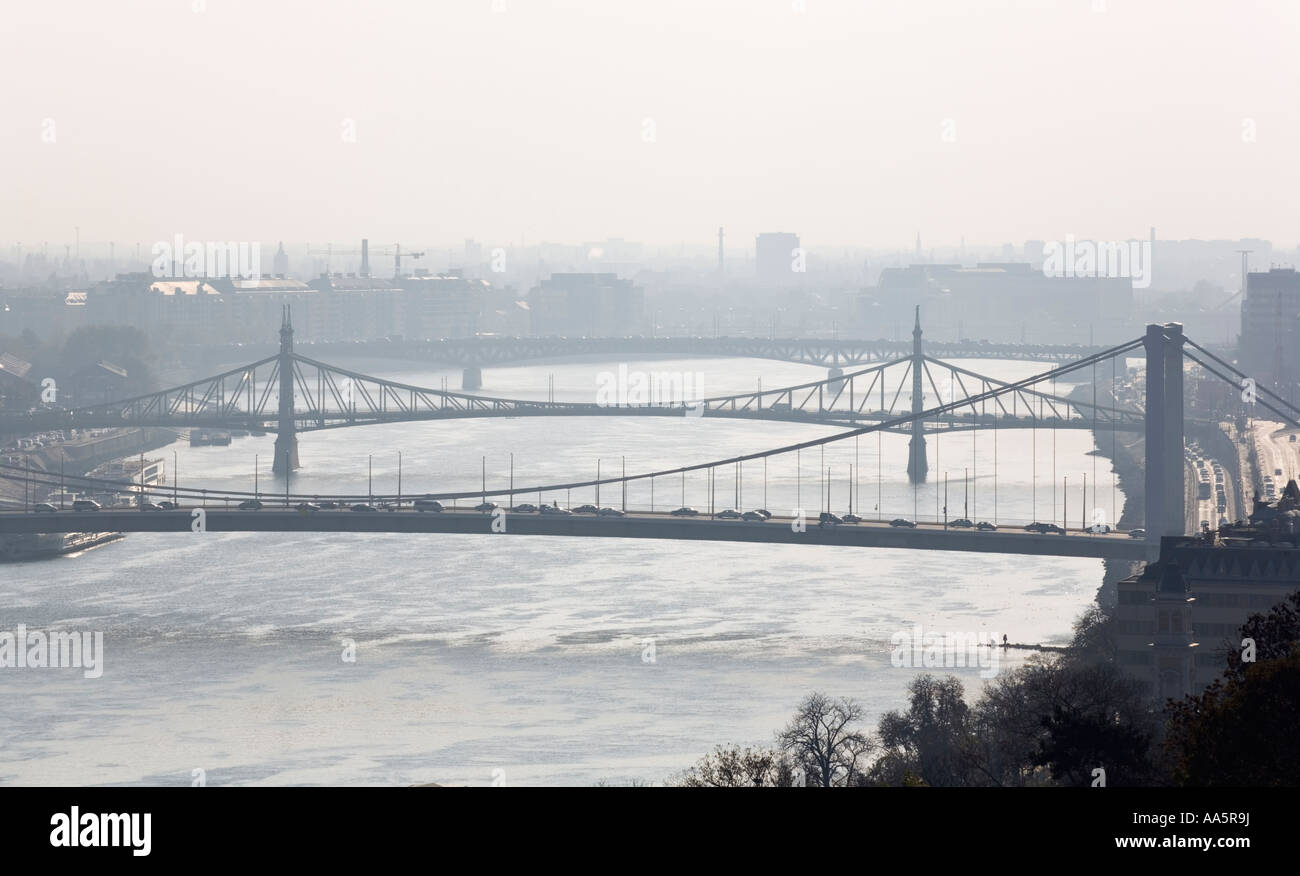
(0, 507, 1151, 561)
(1251, 419, 1300, 499)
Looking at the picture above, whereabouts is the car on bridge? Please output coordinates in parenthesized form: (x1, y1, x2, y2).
(32, 502, 57, 513)
(511, 503, 538, 513)
(670, 506, 699, 517)
(414, 498, 444, 512)
(976, 521, 998, 531)
(238, 499, 263, 511)
(889, 518, 917, 528)
(598, 507, 625, 517)
(818, 512, 843, 526)
(1024, 522, 1064, 534)
(573, 504, 600, 514)
(842, 513, 862, 524)
(473, 501, 498, 513)
(716, 509, 743, 519)
(319, 500, 341, 509)
(350, 503, 378, 512)
(540, 504, 572, 515)
(296, 502, 321, 513)
(753, 509, 773, 519)
(158, 500, 180, 510)
(743, 511, 767, 522)
(1127, 528, 1146, 539)
(72, 499, 101, 512)
(949, 518, 973, 528)
(140, 502, 165, 511)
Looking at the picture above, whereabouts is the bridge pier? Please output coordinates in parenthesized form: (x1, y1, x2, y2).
(462, 366, 482, 391)
(827, 366, 844, 394)
(272, 431, 299, 475)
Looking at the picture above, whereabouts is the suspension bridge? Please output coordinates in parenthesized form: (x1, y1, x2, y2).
(2, 311, 1293, 560)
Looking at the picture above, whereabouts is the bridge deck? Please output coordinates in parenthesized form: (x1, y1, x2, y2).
(0, 509, 1151, 560)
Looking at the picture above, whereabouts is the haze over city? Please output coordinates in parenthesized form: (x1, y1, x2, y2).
(1, 1, 1297, 852)
(4, 0, 1300, 246)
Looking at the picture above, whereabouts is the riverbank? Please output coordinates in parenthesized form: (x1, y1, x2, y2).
(0, 427, 180, 508)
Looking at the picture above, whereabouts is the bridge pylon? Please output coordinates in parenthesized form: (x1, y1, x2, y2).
(272, 305, 300, 475)
(907, 306, 928, 483)
(1143, 322, 1184, 545)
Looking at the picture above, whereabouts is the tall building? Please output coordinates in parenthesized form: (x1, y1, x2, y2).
(755, 232, 800, 280)
(527, 273, 644, 337)
(863, 262, 1133, 344)
(1239, 267, 1300, 403)
(272, 242, 289, 277)
(1116, 488, 1300, 702)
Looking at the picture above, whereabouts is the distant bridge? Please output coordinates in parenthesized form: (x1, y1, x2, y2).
(2, 311, 1146, 457)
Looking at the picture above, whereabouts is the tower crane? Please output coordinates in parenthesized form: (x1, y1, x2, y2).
(306, 240, 426, 278)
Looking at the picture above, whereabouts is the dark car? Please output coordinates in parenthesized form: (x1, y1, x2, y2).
(889, 518, 917, 528)
(1025, 522, 1064, 534)
(318, 500, 340, 509)
(598, 507, 625, 517)
(949, 518, 973, 528)
(818, 512, 843, 526)
(716, 509, 743, 519)
(540, 504, 571, 516)
(238, 499, 263, 511)
(72, 499, 101, 512)
(414, 498, 444, 513)
(976, 521, 998, 531)
(33, 502, 57, 513)
(295, 502, 321, 514)
(573, 504, 600, 514)
(511, 503, 538, 513)
(742, 510, 766, 522)
(1127, 528, 1146, 539)
(842, 513, 862, 524)
(158, 500, 180, 510)
(670, 506, 699, 517)
(140, 502, 164, 511)
(473, 501, 498, 513)
(753, 509, 773, 520)
(350, 503, 378, 512)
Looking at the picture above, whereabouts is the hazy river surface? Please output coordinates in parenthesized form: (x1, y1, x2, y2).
(0, 356, 1125, 786)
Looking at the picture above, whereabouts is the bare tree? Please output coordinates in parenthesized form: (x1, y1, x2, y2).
(673, 745, 795, 787)
(776, 692, 873, 787)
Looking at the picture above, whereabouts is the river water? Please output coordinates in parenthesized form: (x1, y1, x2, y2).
(0, 356, 1125, 786)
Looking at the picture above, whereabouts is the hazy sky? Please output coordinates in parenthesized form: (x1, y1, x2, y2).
(4, 0, 1298, 250)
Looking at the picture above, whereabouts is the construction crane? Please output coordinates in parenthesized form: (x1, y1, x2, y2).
(306, 239, 426, 278)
